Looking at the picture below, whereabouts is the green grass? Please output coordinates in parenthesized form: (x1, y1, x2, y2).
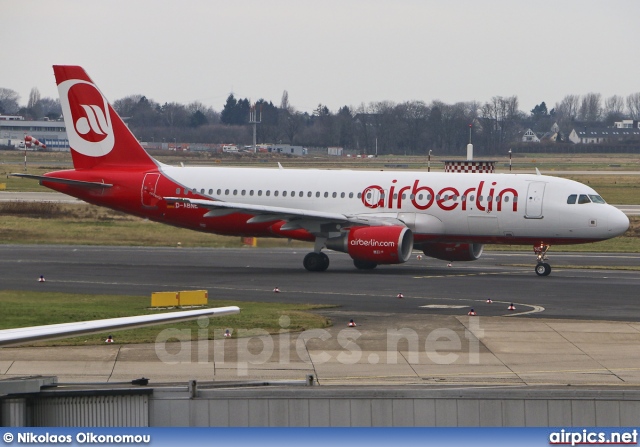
(0, 290, 333, 346)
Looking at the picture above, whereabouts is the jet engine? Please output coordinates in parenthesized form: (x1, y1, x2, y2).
(421, 243, 484, 262)
(326, 226, 413, 264)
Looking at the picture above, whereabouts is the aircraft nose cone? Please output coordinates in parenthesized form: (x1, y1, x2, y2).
(608, 207, 630, 237)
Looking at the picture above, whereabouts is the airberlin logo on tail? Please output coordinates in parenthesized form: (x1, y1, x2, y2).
(58, 79, 114, 157)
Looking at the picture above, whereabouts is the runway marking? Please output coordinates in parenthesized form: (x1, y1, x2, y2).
(413, 271, 520, 279)
(421, 305, 468, 309)
(490, 301, 546, 317)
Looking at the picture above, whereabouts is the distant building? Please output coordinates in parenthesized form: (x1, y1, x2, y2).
(0, 116, 69, 150)
(266, 144, 307, 156)
(569, 127, 640, 144)
(521, 123, 560, 143)
(521, 129, 540, 143)
(327, 146, 343, 156)
(614, 119, 639, 129)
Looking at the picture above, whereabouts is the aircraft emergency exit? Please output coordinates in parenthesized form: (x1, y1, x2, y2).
(13, 66, 630, 276)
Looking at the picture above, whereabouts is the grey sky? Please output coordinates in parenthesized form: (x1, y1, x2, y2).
(3, 0, 639, 115)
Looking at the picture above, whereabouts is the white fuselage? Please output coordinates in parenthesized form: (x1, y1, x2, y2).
(159, 166, 629, 245)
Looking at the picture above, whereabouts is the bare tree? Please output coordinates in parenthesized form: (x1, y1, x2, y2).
(554, 94, 580, 123)
(26, 87, 43, 119)
(27, 87, 41, 110)
(603, 95, 626, 123)
(627, 92, 640, 120)
(280, 90, 293, 114)
(479, 96, 521, 152)
(578, 93, 602, 122)
(0, 88, 20, 114)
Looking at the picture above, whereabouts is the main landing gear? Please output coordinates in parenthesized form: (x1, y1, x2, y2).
(534, 243, 551, 276)
(303, 252, 330, 272)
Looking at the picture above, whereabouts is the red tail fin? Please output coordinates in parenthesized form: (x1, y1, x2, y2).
(54, 66, 157, 170)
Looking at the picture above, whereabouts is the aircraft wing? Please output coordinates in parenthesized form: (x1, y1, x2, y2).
(0, 306, 239, 347)
(164, 197, 404, 229)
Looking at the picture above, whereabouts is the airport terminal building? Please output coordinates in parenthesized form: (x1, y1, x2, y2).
(0, 116, 69, 150)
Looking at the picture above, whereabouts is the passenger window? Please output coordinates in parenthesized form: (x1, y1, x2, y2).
(332, 192, 337, 198)
(324, 192, 329, 198)
(292, 191, 296, 197)
(225, 189, 229, 195)
(208, 189, 213, 195)
(578, 194, 591, 204)
(316, 192, 320, 198)
(478, 196, 483, 202)
(307, 191, 312, 197)
(469, 195, 475, 201)
(233, 190, 237, 195)
(258, 190, 262, 196)
(241, 190, 246, 196)
(504, 196, 510, 203)
(349, 192, 354, 198)
(266, 191, 271, 196)
(250, 190, 254, 196)
(274, 191, 279, 197)
(217, 189, 221, 195)
(357, 192, 362, 199)
(567, 194, 577, 204)
(341, 192, 345, 198)
(200, 189, 205, 194)
(282, 191, 287, 197)
(402, 194, 406, 200)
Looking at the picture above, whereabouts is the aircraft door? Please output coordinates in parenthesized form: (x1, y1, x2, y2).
(141, 173, 161, 208)
(525, 181, 546, 218)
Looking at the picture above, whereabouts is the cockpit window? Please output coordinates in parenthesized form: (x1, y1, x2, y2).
(589, 195, 606, 204)
(567, 194, 577, 204)
(578, 194, 591, 204)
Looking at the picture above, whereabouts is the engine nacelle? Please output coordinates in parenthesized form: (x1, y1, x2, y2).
(326, 226, 413, 264)
(421, 243, 483, 262)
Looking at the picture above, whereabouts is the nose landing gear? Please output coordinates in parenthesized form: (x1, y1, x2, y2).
(534, 243, 551, 276)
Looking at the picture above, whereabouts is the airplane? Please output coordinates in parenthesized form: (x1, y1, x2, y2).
(0, 306, 239, 347)
(13, 66, 630, 276)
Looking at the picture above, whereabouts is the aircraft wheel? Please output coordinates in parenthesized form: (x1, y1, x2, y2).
(535, 262, 551, 276)
(353, 259, 378, 270)
(303, 252, 329, 272)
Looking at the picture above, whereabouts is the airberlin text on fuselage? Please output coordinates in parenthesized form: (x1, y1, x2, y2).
(361, 179, 518, 212)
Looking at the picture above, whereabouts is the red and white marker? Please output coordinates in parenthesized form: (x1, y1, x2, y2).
(273, 287, 280, 293)
(468, 308, 477, 316)
(508, 303, 516, 311)
(397, 293, 404, 299)
(348, 319, 356, 327)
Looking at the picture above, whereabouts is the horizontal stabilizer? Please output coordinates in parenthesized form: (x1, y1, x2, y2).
(11, 173, 113, 188)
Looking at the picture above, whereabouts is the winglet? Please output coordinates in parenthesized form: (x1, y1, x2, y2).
(535, 167, 541, 176)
